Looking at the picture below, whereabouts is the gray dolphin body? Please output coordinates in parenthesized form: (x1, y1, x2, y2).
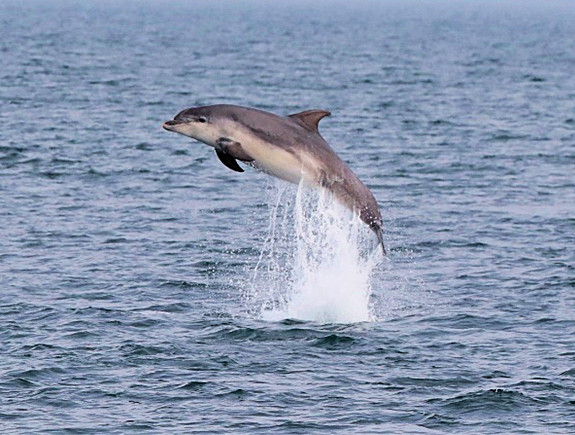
(163, 104, 386, 254)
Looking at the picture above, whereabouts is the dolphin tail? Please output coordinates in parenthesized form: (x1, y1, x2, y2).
(376, 228, 387, 256)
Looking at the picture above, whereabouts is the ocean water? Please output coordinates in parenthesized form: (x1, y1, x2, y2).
(1, 0, 575, 432)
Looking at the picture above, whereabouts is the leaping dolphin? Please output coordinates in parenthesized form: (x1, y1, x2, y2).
(163, 104, 386, 255)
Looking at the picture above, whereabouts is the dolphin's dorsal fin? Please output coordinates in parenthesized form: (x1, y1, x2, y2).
(289, 109, 331, 132)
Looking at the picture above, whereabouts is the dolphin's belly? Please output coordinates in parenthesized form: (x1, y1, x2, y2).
(238, 136, 316, 185)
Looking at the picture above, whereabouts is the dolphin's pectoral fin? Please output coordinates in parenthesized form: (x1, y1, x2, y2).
(215, 149, 244, 173)
(216, 137, 254, 162)
(215, 137, 253, 172)
(288, 109, 331, 132)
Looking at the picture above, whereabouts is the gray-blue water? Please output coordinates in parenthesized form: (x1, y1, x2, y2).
(1, 0, 575, 432)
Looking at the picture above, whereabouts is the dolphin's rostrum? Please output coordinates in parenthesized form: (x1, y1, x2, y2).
(163, 104, 386, 255)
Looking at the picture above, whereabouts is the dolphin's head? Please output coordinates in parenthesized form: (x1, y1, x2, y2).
(163, 106, 222, 147)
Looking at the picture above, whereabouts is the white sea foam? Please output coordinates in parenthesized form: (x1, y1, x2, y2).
(246, 181, 382, 324)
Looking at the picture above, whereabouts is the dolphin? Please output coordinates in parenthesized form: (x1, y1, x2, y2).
(163, 104, 386, 255)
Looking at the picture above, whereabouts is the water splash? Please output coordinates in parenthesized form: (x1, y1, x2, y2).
(245, 181, 382, 324)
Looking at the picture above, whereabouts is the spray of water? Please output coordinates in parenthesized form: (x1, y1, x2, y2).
(245, 180, 382, 323)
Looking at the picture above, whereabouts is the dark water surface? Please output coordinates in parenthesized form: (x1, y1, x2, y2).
(1, 0, 575, 432)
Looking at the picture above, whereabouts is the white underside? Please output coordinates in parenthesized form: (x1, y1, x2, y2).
(234, 131, 318, 186)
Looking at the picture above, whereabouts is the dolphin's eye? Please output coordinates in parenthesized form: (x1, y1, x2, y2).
(198, 117, 207, 123)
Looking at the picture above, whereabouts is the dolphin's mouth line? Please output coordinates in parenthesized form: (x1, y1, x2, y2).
(163, 119, 184, 130)
(164, 119, 183, 126)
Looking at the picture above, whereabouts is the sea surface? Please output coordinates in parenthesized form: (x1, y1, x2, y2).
(1, 0, 575, 433)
